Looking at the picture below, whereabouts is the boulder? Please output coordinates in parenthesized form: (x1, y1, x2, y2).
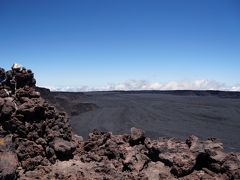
(129, 127, 145, 145)
(53, 138, 76, 160)
(143, 162, 175, 180)
(0, 98, 16, 119)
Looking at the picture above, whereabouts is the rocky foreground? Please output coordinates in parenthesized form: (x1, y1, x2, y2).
(0, 66, 240, 180)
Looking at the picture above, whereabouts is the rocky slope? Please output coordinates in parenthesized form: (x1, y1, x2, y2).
(0, 65, 240, 180)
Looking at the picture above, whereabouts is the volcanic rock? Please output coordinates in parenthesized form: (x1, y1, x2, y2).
(129, 127, 145, 145)
(0, 152, 18, 180)
(0, 65, 75, 177)
(53, 138, 76, 160)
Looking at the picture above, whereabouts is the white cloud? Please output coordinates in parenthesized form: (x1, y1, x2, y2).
(230, 85, 240, 92)
(45, 86, 99, 92)
(99, 79, 227, 91)
(43, 79, 240, 92)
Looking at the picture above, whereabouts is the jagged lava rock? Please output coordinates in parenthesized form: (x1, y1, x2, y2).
(0, 65, 76, 178)
(129, 127, 145, 145)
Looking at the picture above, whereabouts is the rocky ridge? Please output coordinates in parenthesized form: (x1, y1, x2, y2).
(0, 65, 75, 179)
(0, 65, 240, 180)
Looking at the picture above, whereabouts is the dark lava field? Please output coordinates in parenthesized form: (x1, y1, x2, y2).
(38, 88, 240, 152)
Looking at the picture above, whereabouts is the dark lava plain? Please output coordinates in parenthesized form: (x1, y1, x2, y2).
(39, 88, 240, 152)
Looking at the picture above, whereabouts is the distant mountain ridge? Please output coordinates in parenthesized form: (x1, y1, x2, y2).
(37, 87, 240, 98)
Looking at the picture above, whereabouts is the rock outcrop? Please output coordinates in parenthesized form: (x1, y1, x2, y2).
(0, 65, 75, 179)
(19, 130, 240, 180)
(0, 65, 240, 180)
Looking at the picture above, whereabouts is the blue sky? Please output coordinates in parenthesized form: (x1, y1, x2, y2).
(0, 0, 240, 91)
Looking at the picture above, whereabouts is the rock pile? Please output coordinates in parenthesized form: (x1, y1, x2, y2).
(21, 128, 240, 180)
(0, 65, 76, 179)
(1, 65, 240, 180)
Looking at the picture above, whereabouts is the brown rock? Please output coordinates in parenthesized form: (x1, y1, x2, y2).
(0, 152, 18, 180)
(0, 98, 16, 119)
(222, 153, 240, 179)
(16, 140, 44, 161)
(53, 138, 76, 160)
(0, 89, 9, 98)
(0, 135, 14, 152)
(130, 127, 145, 145)
(186, 135, 204, 153)
(170, 152, 196, 177)
(122, 145, 149, 172)
(143, 162, 175, 180)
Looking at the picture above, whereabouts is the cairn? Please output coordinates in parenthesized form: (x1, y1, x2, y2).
(0, 65, 75, 179)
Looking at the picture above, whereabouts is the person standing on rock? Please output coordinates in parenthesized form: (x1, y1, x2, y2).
(11, 63, 23, 73)
(11, 63, 24, 92)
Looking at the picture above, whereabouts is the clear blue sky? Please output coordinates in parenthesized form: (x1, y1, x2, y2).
(0, 0, 240, 90)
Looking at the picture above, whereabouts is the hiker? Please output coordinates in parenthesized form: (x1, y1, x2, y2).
(11, 63, 23, 73)
(11, 63, 24, 91)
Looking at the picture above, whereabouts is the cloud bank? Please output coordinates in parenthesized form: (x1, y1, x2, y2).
(231, 85, 240, 91)
(44, 79, 240, 92)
